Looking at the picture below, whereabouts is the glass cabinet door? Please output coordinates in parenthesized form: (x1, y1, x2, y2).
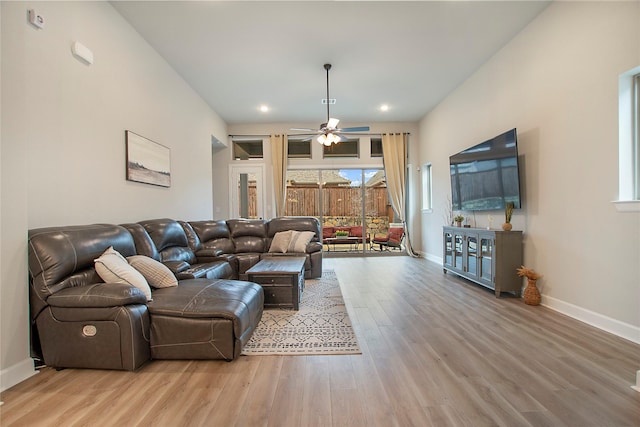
(466, 235, 478, 275)
(480, 237, 493, 282)
(454, 234, 464, 269)
(443, 231, 453, 267)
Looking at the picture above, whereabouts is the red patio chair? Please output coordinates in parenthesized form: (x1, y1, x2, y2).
(372, 227, 404, 251)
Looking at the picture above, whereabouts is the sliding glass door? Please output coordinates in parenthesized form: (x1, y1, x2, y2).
(285, 169, 395, 253)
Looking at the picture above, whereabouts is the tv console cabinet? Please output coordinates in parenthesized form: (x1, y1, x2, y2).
(443, 226, 523, 297)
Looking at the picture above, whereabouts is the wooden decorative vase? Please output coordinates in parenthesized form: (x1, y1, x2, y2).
(502, 222, 512, 231)
(523, 279, 541, 305)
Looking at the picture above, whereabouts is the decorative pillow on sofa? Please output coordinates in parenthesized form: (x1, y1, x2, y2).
(287, 230, 315, 253)
(127, 255, 178, 289)
(269, 230, 293, 253)
(95, 247, 152, 301)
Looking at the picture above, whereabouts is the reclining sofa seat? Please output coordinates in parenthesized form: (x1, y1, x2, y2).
(28, 224, 151, 370)
(266, 216, 323, 279)
(186, 219, 239, 275)
(122, 219, 233, 280)
(28, 223, 264, 370)
(227, 218, 269, 281)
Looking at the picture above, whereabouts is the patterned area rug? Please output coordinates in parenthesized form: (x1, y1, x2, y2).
(242, 270, 361, 355)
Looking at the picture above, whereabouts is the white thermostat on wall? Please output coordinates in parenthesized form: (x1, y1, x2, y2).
(71, 41, 94, 65)
(28, 9, 45, 29)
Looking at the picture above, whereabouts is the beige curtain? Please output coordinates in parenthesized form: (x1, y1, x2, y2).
(381, 133, 419, 257)
(270, 134, 288, 217)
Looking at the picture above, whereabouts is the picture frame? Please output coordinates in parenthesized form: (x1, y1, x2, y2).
(125, 130, 171, 187)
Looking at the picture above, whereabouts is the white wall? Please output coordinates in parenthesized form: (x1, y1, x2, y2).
(0, 1, 227, 391)
(419, 1, 640, 341)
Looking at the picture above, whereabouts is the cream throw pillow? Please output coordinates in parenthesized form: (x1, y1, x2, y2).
(127, 255, 178, 289)
(94, 247, 152, 301)
(287, 230, 314, 253)
(269, 230, 293, 253)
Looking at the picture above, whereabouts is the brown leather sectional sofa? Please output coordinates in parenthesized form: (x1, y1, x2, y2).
(28, 216, 322, 371)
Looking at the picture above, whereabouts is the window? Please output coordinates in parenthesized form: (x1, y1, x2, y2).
(634, 72, 640, 198)
(421, 163, 433, 212)
(323, 138, 359, 158)
(288, 138, 311, 159)
(232, 139, 263, 160)
(370, 138, 383, 157)
(616, 66, 640, 211)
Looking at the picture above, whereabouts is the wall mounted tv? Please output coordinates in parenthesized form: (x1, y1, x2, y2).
(449, 128, 521, 211)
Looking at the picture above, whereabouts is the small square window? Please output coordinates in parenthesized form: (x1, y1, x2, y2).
(233, 140, 263, 160)
(323, 138, 359, 158)
(288, 138, 311, 159)
(371, 138, 383, 157)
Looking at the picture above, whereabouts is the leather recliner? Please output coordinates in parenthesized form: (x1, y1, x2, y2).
(28, 223, 264, 370)
(28, 224, 151, 370)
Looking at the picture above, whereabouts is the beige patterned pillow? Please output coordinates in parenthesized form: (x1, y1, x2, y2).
(287, 230, 314, 253)
(269, 230, 293, 253)
(127, 255, 178, 289)
(95, 247, 152, 301)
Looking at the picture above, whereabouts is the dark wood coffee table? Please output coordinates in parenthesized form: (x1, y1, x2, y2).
(246, 257, 306, 310)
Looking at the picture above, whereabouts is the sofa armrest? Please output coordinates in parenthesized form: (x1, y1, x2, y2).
(46, 283, 147, 308)
(307, 241, 323, 253)
(163, 260, 191, 274)
(194, 248, 225, 264)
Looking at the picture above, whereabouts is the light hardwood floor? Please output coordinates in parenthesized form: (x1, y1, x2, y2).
(2, 256, 639, 426)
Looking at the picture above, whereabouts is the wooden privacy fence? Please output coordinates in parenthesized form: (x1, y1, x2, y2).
(285, 186, 389, 217)
(243, 185, 390, 219)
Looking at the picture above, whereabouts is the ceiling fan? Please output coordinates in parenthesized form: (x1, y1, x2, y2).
(291, 64, 370, 146)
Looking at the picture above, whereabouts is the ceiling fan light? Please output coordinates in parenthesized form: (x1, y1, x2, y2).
(317, 134, 327, 145)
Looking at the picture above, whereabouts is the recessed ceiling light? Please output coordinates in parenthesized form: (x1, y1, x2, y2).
(380, 104, 389, 112)
(259, 105, 269, 112)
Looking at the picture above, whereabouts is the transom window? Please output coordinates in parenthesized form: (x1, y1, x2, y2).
(288, 137, 311, 159)
(371, 138, 383, 157)
(323, 138, 359, 158)
(233, 139, 263, 160)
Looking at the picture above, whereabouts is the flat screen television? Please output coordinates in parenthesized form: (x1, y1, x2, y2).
(449, 128, 521, 211)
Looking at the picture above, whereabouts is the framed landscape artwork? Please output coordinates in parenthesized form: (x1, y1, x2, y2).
(125, 130, 171, 187)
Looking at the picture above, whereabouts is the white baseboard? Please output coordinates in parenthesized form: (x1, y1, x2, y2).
(1, 358, 37, 393)
(542, 295, 640, 345)
(425, 256, 640, 345)
(423, 252, 443, 265)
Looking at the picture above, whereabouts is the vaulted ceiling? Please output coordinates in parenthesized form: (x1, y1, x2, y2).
(112, 1, 550, 127)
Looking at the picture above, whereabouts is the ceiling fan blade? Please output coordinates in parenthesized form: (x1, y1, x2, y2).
(290, 128, 318, 132)
(327, 117, 340, 129)
(338, 126, 370, 132)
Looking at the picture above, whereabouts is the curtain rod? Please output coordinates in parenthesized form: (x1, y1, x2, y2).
(228, 132, 410, 138)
